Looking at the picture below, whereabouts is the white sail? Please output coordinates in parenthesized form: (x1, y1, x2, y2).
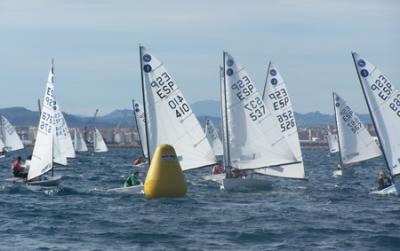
(256, 62, 305, 179)
(93, 128, 108, 153)
(28, 65, 56, 180)
(333, 92, 381, 165)
(0, 138, 5, 152)
(205, 119, 223, 157)
(74, 128, 88, 152)
(353, 52, 400, 176)
(140, 46, 216, 170)
(0, 116, 24, 151)
(132, 100, 148, 159)
(222, 52, 297, 170)
(326, 126, 339, 154)
(53, 105, 75, 160)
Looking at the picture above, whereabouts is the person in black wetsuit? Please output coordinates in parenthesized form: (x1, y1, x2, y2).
(378, 170, 392, 190)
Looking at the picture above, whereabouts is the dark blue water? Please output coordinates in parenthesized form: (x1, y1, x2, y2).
(1, 148, 399, 251)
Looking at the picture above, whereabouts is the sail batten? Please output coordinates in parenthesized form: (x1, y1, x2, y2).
(353, 52, 400, 176)
(140, 46, 216, 170)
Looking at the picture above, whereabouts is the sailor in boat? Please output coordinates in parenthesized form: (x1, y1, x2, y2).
(21, 155, 32, 176)
(11, 156, 27, 179)
(212, 162, 223, 175)
(133, 157, 146, 166)
(377, 170, 392, 190)
(123, 171, 142, 187)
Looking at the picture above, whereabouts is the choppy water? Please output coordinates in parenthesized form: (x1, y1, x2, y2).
(1, 147, 399, 251)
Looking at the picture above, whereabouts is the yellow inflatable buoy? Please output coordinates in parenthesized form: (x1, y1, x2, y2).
(144, 144, 187, 199)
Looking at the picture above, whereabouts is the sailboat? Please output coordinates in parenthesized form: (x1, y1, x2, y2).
(73, 128, 88, 152)
(220, 52, 298, 191)
(93, 128, 108, 153)
(204, 119, 223, 157)
(255, 62, 305, 179)
(139, 45, 216, 170)
(352, 52, 400, 195)
(132, 99, 149, 168)
(332, 92, 381, 176)
(326, 125, 339, 155)
(0, 115, 24, 157)
(8, 60, 64, 186)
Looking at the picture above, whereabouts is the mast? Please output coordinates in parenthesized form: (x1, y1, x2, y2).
(261, 61, 272, 101)
(332, 92, 343, 167)
(351, 52, 392, 176)
(222, 52, 231, 169)
(139, 45, 151, 165)
(51, 59, 54, 177)
(132, 99, 145, 159)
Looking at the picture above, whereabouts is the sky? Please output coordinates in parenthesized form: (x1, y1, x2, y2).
(0, 0, 399, 116)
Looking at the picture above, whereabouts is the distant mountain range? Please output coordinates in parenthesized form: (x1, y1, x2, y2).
(0, 100, 372, 128)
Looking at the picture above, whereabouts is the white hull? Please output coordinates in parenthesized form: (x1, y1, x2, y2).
(221, 178, 272, 192)
(5, 175, 62, 187)
(107, 184, 144, 194)
(202, 173, 225, 183)
(370, 183, 400, 196)
(133, 162, 149, 169)
(333, 169, 342, 177)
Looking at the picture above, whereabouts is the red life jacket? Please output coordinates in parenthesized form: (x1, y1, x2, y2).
(12, 160, 22, 173)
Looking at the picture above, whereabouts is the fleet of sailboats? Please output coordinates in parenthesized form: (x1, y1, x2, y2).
(2, 49, 398, 196)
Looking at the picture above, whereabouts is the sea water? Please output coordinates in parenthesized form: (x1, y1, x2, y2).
(0, 148, 399, 251)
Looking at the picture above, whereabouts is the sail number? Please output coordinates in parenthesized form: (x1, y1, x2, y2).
(268, 88, 289, 110)
(3, 122, 15, 135)
(168, 95, 190, 119)
(389, 93, 400, 118)
(232, 75, 255, 101)
(371, 75, 392, 101)
(276, 111, 295, 132)
(340, 106, 362, 133)
(150, 72, 175, 99)
(39, 111, 53, 134)
(244, 97, 266, 121)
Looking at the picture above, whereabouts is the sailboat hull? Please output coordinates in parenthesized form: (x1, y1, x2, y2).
(221, 178, 272, 192)
(107, 185, 144, 194)
(5, 175, 62, 187)
(370, 183, 400, 196)
(203, 173, 225, 183)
